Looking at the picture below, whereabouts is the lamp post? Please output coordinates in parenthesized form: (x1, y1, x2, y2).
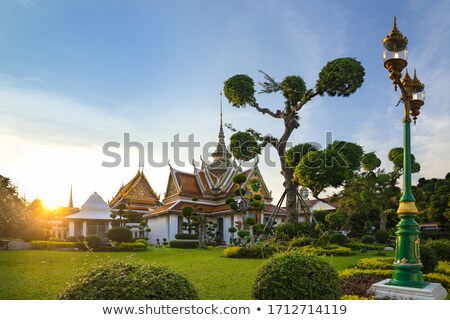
(382, 17, 426, 288)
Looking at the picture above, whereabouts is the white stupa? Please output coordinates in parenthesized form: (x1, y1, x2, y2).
(66, 192, 113, 240)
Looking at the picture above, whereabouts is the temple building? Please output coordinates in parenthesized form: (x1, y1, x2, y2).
(144, 104, 284, 244)
(109, 168, 161, 214)
(66, 192, 113, 241)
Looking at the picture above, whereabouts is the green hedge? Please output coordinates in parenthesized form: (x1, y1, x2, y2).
(339, 268, 392, 279)
(174, 233, 198, 240)
(423, 273, 450, 291)
(297, 245, 354, 256)
(357, 257, 393, 270)
(223, 246, 275, 259)
(30, 241, 76, 250)
(423, 239, 450, 261)
(344, 242, 385, 251)
(118, 242, 146, 251)
(341, 295, 374, 300)
(169, 240, 199, 249)
(435, 261, 450, 276)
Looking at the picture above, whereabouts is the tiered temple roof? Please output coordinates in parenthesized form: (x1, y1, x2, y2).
(109, 169, 161, 213)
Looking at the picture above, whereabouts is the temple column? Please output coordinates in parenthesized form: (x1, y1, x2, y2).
(82, 221, 87, 237)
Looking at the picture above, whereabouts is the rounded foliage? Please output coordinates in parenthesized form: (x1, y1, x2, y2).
(237, 230, 249, 238)
(230, 131, 260, 161)
(362, 152, 381, 172)
(85, 235, 102, 249)
(275, 222, 319, 240)
(244, 217, 256, 226)
(181, 206, 194, 218)
(21, 227, 48, 242)
(361, 235, 375, 244)
(280, 75, 306, 107)
(285, 143, 318, 168)
(252, 194, 262, 201)
(374, 229, 389, 244)
(106, 226, 132, 244)
(59, 260, 199, 300)
(229, 202, 239, 210)
(233, 188, 246, 197)
(252, 251, 341, 299)
(420, 246, 438, 273)
(330, 233, 348, 246)
(316, 57, 365, 97)
(423, 239, 450, 261)
(326, 141, 364, 172)
(228, 227, 237, 233)
(223, 74, 255, 107)
(225, 197, 236, 205)
(232, 174, 247, 185)
(295, 149, 350, 197)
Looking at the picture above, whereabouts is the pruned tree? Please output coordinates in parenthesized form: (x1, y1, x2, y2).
(223, 58, 365, 222)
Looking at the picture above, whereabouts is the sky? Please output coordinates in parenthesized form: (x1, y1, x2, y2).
(1, 0, 449, 208)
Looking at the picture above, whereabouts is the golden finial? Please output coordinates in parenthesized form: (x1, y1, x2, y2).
(383, 16, 408, 51)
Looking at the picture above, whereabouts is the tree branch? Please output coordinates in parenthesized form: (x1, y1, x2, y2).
(251, 101, 283, 119)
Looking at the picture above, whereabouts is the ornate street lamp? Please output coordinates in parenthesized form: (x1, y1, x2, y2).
(382, 17, 426, 288)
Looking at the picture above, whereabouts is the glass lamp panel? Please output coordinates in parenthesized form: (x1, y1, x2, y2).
(382, 47, 409, 62)
(412, 90, 426, 102)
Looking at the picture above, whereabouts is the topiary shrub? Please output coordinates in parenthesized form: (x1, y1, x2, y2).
(374, 229, 389, 244)
(30, 241, 76, 250)
(85, 235, 102, 250)
(297, 245, 354, 256)
(117, 242, 147, 251)
(288, 236, 312, 247)
(330, 233, 348, 246)
(58, 260, 199, 299)
(274, 222, 319, 241)
(223, 246, 275, 259)
(361, 235, 375, 244)
(106, 227, 132, 244)
(175, 233, 198, 240)
(420, 246, 438, 273)
(21, 227, 48, 242)
(423, 239, 450, 261)
(252, 252, 341, 299)
(357, 257, 393, 270)
(169, 240, 199, 249)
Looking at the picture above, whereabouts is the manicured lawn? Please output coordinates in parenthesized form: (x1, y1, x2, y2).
(0, 248, 394, 300)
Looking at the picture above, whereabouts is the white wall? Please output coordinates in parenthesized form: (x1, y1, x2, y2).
(146, 215, 168, 245)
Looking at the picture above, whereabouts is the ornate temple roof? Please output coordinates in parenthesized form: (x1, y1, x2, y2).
(109, 169, 161, 212)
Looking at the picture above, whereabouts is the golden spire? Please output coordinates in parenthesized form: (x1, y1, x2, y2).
(69, 185, 73, 208)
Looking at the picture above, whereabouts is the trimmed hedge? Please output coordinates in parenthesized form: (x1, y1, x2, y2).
(435, 261, 450, 276)
(423, 239, 450, 261)
(252, 252, 341, 299)
(288, 237, 312, 247)
(175, 233, 198, 240)
(169, 240, 199, 249)
(357, 257, 393, 270)
(344, 242, 385, 251)
(21, 228, 48, 242)
(339, 268, 392, 279)
(58, 260, 199, 300)
(297, 245, 354, 256)
(223, 246, 274, 259)
(118, 242, 146, 251)
(30, 241, 76, 250)
(423, 273, 450, 291)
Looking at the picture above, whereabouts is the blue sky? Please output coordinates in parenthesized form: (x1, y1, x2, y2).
(1, 0, 449, 207)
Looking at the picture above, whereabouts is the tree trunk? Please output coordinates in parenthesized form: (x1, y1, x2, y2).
(284, 167, 298, 222)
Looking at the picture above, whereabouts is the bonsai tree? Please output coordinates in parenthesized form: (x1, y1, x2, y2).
(181, 197, 215, 249)
(223, 58, 365, 221)
(106, 226, 132, 244)
(181, 206, 196, 234)
(226, 173, 265, 248)
(138, 220, 151, 240)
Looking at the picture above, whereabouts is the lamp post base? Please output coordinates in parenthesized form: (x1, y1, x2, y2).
(369, 279, 448, 300)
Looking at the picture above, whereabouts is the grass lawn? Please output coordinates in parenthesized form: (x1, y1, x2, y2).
(0, 248, 394, 300)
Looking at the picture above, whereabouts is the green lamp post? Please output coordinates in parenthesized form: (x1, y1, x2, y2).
(382, 17, 426, 288)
